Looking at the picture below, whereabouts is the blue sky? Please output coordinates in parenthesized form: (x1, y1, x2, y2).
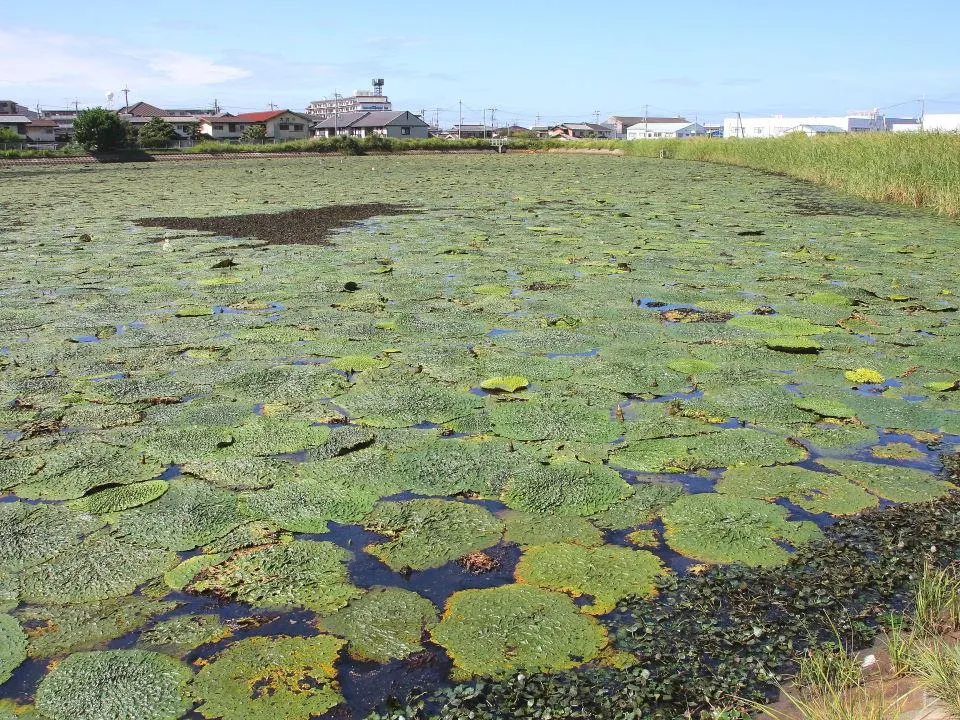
(3, 0, 960, 126)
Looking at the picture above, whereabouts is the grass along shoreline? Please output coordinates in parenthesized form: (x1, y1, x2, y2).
(3, 132, 958, 217)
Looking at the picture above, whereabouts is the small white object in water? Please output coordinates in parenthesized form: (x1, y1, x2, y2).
(862, 654, 877, 668)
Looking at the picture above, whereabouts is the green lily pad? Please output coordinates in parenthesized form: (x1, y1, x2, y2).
(390, 437, 525, 496)
(0, 502, 102, 574)
(16, 597, 174, 657)
(363, 499, 503, 571)
(318, 587, 438, 662)
(328, 355, 390, 372)
(844, 368, 885, 384)
(794, 395, 857, 419)
(480, 375, 529, 392)
(611, 428, 807, 472)
(661, 494, 822, 566)
(871, 442, 925, 460)
(338, 373, 481, 428)
(817, 458, 954, 503)
(727, 314, 833, 336)
(243, 476, 381, 533)
(225, 416, 331, 456)
(501, 460, 632, 516)
(502, 511, 604, 547)
(186, 540, 361, 614)
(588, 482, 685, 530)
(716, 465, 877, 515)
(138, 614, 229, 655)
(666, 358, 717, 375)
(490, 396, 622, 443)
(20, 532, 176, 604)
(431, 585, 607, 679)
(111, 478, 248, 551)
(516, 543, 666, 614)
(0, 614, 26, 685)
(191, 635, 345, 720)
(15, 441, 163, 500)
(67, 480, 169, 514)
(35, 650, 191, 720)
(765, 336, 822, 353)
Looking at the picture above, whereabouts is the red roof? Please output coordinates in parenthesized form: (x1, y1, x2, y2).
(230, 110, 286, 123)
(27, 119, 57, 127)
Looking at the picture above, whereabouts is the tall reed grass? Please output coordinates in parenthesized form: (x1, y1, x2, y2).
(614, 133, 960, 217)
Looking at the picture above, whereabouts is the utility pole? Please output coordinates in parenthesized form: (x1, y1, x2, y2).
(736, 111, 744, 138)
(488, 107, 497, 137)
(458, 99, 462, 138)
(72, 99, 80, 112)
(920, 95, 926, 132)
(433, 107, 441, 128)
(121, 85, 131, 108)
(535, 114, 541, 128)
(334, 92, 341, 136)
(644, 104, 649, 132)
(593, 110, 600, 124)
(482, 108, 486, 137)
(213, 99, 220, 114)
(268, 101, 277, 110)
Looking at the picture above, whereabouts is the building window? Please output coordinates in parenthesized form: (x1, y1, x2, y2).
(214, 124, 224, 131)
(401, 126, 411, 135)
(229, 124, 237, 132)
(279, 124, 289, 130)
(293, 124, 303, 131)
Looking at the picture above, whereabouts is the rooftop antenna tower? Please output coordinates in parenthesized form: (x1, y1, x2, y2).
(372, 78, 385, 97)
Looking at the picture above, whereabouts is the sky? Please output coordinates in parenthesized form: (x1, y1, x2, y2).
(3, 0, 960, 127)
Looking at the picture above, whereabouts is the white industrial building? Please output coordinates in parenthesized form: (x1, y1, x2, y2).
(723, 114, 885, 138)
(627, 121, 709, 139)
(918, 114, 960, 132)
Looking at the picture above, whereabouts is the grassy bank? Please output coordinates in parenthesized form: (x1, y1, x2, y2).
(613, 132, 960, 217)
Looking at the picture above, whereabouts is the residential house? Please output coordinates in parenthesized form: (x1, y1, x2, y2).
(443, 124, 493, 139)
(723, 114, 885, 138)
(626, 121, 709, 139)
(606, 115, 688, 138)
(40, 109, 81, 140)
(199, 110, 314, 141)
(315, 111, 429, 139)
(548, 123, 614, 140)
(0, 101, 37, 118)
(0, 115, 58, 143)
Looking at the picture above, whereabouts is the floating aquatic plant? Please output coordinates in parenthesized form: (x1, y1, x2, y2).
(35, 650, 191, 720)
(338, 372, 481, 427)
(138, 614, 229, 655)
(501, 460, 631, 516)
(818, 458, 953, 503)
(363, 499, 503, 571)
(17, 597, 174, 658)
(661, 494, 822, 566)
(490, 396, 622, 443)
(243, 476, 381, 533)
(501, 510, 604, 547)
(67, 479, 169, 514)
(431, 584, 607, 679)
(716, 465, 876, 515)
(186, 540, 360, 613)
(318, 586, 438, 662)
(191, 635, 345, 720)
(0, 614, 26, 685)
(390, 437, 524, 496)
(0, 502, 102, 574)
(515, 543, 665, 614)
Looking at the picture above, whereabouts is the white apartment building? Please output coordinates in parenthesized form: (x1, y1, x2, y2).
(723, 114, 885, 138)
(306, 81, 392, 119)
(918, 114, 960, 132)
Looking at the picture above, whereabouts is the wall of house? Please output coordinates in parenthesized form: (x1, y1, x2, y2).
(203, 121, 247, 139)
(266, 113, 312, 140)
(25, 126, 56, 142)
(383, 124, 429, 139)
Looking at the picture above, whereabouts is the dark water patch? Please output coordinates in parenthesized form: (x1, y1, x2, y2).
(775, 497, 837, 528)
(335, 643, 454, 720)
(136, 204, 409, 246)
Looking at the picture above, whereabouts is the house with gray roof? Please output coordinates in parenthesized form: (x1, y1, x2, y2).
(314, 111, 429, 139)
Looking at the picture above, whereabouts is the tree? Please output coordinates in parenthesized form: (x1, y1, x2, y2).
(0, 127, 21, 144)
(240, 123, 266, 143)
(73, 108, 130, 151)
(138, 117, 178, 148)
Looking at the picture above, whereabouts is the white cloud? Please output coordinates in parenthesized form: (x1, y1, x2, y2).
(0, 27, 249, 96)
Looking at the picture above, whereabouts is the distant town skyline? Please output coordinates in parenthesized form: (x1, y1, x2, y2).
(3, 0, 960, 127)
